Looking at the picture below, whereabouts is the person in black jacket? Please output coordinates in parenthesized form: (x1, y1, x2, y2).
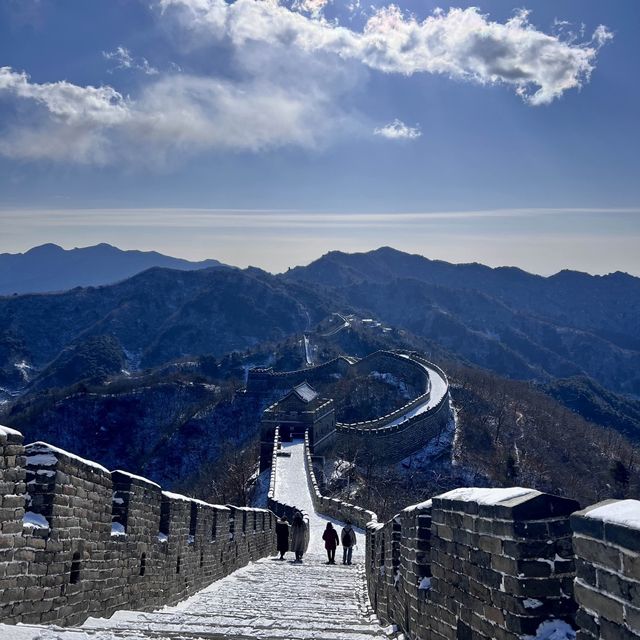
(322, 522, 339, 564)
(275, 516, 290, 560)
(341, 521, 357, 565)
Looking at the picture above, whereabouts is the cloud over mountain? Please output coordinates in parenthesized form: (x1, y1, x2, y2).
(160, 2, 611, 105)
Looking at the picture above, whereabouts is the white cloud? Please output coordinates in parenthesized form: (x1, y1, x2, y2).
(292, 0, 330, 19)
(0, 66, 129, 163)
(374, 119, 420, 140)
(0, 66, 348, 164)
(158, 1, 611, 106)
(0, 3, 612, 165)
(103, 46, 159, 75)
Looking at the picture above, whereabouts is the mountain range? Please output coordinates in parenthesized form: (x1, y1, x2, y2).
(0, 266, 325, 390)
(1, 244, 639, 440)
(285, 247, 640, 396)
(0, 243, 224, 295)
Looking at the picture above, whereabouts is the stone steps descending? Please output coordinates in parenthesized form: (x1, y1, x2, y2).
(78, 550, 386, 640)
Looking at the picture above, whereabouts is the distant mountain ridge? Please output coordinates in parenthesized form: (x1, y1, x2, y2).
(0, 265, 331, 391)
(1, 244, 639, 438)
(285, 247, 640, 396)
(0, 243, 225, 295)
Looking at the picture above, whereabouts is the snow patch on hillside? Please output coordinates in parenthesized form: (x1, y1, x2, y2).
(369, 371, 411, 399)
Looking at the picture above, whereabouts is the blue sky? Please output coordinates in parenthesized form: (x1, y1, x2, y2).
(0, 0, 639, 274)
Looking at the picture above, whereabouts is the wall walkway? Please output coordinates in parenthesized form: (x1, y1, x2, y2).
(3, 424, 640, 639)
(1, 429, 387, 639)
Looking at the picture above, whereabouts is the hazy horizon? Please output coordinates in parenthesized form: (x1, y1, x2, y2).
(1, 2, 639, 278)
(2, 206, 640, 277)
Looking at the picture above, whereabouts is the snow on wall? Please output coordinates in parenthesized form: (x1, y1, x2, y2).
(367, 487, 581, 639)
(438, 486, 535, 505)
(582, 498, 640, 529)
(571, 499, 640, 639)
(0, 427, 276, 628)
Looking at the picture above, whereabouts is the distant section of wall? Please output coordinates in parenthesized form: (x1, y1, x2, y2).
(336, 395, 451, 464)
(0, 427, 275, 627)
(334, 354, 451, 463)
(253, 350, 453, 466)
(246, 356, 352, 395)
(571, 499, 640, 639)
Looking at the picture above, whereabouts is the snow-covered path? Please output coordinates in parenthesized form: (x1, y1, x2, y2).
(2, 441, 385, 640)
(274, 440, 368, 558)
(303, 334, 314, 366)
(385, 363, 448, 427)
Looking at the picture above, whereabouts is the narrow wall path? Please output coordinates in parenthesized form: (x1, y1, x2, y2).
(2, 441, 386, 640)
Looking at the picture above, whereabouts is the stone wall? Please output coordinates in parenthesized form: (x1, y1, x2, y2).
(367, 487, 584, 640)
(571, 499, 640, 639)
(303, 432, 377, 530)
(335, 353, 452, 464)
(366, 500, 432, 638)
(427, 488, 579, 640)
(0, 427, 275, 627)
(255, 350, 452, 466)
(246, 356, 353, 394)
(336, 395, 451, 464)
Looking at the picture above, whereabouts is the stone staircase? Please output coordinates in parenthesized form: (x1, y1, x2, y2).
(78, 554, 385, 639)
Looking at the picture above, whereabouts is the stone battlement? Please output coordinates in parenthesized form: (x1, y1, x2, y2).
(296, 429, 640, 640)
(365, 487, 640, 640)
(0, 426, 276, 627)
(303, 431, 377, 530)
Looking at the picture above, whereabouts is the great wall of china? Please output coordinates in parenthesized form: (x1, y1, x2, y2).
(0, 426, 275, 627)
(0, 349, 639, 639)
(254, 350, 453, 465)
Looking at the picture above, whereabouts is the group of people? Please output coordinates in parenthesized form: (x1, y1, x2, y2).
(275, 511, 309, 562)
(275, 513, 357, 565)
(321, 521, 357, 565)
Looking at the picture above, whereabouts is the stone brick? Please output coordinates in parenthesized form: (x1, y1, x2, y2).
(573, 535, 621, 571)
(574, 581, 624, 625)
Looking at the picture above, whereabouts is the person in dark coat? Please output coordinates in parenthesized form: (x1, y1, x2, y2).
(341, 520, 357, 565)
(322, 522, 339, 564)
(290, 511, 308, 562)
(275, 516, 290, 560)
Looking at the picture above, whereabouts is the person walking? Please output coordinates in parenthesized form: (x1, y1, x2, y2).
(275, 516, 290, 560)
(322, 522, 339, 564)
(290, 511, 308, 562)
(341, 520, 357, 565)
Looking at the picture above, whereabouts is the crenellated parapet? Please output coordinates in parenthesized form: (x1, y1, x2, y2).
(0, 427, 276, 627)
(366, 487, 640, 640)
(571, 500, 640, 639)
(303, 431, 377, 529)
(257, 350, 453, 465)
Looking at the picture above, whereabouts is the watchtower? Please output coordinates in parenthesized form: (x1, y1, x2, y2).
(259, 382, 335, 471)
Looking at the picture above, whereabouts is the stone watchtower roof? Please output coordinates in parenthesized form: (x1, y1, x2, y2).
(291, 382, 318, 403)
(263, 382, 331, 417)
